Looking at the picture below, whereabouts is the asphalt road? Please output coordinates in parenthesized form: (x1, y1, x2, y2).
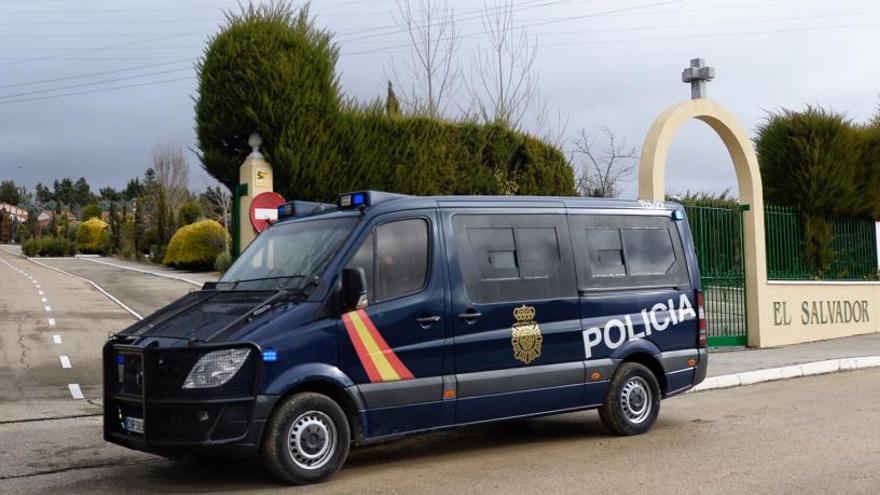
(2, 368, 878, 494)
(2, 249, 879, 494)
(33, 257, 201, 319)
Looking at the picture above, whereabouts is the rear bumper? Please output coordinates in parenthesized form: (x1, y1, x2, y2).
(693, 348, 709, 386)
(105, 394, 279, 458)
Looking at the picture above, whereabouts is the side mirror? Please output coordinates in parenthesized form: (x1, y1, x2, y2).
(341, 267, 368, 311)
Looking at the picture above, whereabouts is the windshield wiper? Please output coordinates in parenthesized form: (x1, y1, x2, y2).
(220, 275, 309, 290)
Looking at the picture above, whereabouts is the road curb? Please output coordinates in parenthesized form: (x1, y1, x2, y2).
(693, 356, 880, 392)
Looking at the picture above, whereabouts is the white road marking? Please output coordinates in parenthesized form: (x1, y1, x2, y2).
(38, 290, 44, 295)
(41, 297, 48, 303)
(35, 284, 41, 289)
(53, 334, 62, 344)
(68, 384, 84, 400)
(47, 318, 55, 326)
(44, 305, 51, 312)
(27, 258, 143, 320)
(60, 356, 72, 368)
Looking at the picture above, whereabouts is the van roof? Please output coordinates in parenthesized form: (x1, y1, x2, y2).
(275, 191, 683, 224)
(349, 191, 682, 214)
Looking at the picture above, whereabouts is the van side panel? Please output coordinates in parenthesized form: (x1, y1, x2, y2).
(442, 208, 587, 423)
(569, 210, 700, 396)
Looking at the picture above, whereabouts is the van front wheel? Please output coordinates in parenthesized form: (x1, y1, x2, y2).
(599, 362, 661, 436)
(263, 392, 351, 485)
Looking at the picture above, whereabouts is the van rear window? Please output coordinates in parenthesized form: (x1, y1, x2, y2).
(571, 214, 690, 291)
(452, 214, 577, 304)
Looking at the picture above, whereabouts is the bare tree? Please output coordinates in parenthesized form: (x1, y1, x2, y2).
(152, 143, 190, 220)
(466, 0, 540, 130)
(391, 0, 460, 117)
(205, 184, 232, 229)
(573, 127, 639, 198)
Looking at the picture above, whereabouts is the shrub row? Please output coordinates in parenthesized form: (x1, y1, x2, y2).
(22, 237, 75, 257)
(756, 107, 880, 274)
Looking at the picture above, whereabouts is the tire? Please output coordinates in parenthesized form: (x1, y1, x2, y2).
(598, 362, 661, 436)
(262, 392, 351, 485)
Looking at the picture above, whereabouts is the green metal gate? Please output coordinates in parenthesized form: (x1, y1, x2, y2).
(684, 205, 749, 346)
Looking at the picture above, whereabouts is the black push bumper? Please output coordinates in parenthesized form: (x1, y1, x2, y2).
(103, 341, 277, 458)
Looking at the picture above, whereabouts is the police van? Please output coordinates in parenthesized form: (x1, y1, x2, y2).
(104, 191, 708, 484)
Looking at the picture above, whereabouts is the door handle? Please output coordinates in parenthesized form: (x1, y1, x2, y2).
(456, 310, 482, 323)
(416, 315, 441, 325)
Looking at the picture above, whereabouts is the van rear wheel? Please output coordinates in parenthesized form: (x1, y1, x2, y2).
(599, 362, 661, 436)
(263, 392, 350, 485)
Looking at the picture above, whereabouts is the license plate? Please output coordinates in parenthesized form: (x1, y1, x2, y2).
(123, 416, 144, 435)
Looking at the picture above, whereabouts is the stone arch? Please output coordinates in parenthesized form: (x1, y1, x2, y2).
(638, 99, 768, 347)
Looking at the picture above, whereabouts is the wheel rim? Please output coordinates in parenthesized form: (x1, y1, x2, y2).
(619, 376, 652, 425)
(287, 410, 337, 470)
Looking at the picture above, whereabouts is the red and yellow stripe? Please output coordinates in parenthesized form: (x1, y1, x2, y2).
(342, 309, 414, 383)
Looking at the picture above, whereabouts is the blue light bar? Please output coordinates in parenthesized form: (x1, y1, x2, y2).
(672, 210, 685, 221)
(338, 191, 370, 209)
(116, 354, 125, 364)
(278, 202, 295, 219)
(262, 348, 278, 362)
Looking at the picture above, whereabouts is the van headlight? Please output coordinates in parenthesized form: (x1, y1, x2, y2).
(182, 348, 251, 389)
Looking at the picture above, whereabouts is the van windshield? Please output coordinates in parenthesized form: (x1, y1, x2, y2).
(220, 216, 359, 292)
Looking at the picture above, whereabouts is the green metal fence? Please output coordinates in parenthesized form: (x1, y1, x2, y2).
(685, 203, 878, 347)
(684, 205, 748, 346)
(765, 205, 877, 280)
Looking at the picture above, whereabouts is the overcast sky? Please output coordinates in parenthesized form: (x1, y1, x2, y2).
(2, 0, 879, 200)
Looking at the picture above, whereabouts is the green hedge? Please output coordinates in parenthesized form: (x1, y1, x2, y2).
(195, 3, 575, 203)
(76, 218, 109, 254)
(163, 220, 229, 271)
(22, 237, 76, 257)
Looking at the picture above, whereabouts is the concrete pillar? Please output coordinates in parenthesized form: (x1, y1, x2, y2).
(237, 133, 274, 251)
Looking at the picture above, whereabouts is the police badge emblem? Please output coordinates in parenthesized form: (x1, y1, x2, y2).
(511, 305, 543, 364)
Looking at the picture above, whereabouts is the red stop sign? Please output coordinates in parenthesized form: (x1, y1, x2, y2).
(249, 191, 286, 232)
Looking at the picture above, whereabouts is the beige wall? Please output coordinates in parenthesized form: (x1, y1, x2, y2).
(761, 282, 880, 347)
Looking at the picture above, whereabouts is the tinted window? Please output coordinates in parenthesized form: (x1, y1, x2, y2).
(376, 219, 429, 301)
(467, 227, 518, 280)
(348, 231, 374, 291)
(453, 214, 576, 304)
(572, 214, 690, 290)
(222, 217, 358, 291)
(347, 219, 429, 303)
(588, 229, 625, 277)
(623, 229, 675, 275)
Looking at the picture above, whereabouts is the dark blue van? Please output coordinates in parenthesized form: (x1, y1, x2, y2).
(104, 191, 708, 484)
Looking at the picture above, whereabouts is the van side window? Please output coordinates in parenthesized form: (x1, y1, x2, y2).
(347, 219, 429, 303)
(589, 229, 626, 277)
(376, 219, 429, 301)
(452, 214, 576, 304)
(622, 229, 676, 275)
(571, 214, 690, 290)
